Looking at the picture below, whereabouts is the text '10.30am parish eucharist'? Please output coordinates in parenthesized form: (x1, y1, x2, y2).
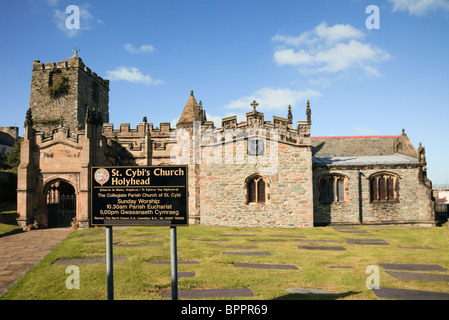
(91, 166, 188, 227)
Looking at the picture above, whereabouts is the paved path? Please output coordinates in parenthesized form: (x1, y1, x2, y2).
(0, 228, 73, 297)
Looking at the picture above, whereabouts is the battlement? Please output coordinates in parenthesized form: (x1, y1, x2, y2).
(34, 125, 83, 145)
(211, 107, 311, 146)
(148, 122, 175, 137)
(32, 56, 109, 89)
(102, 123, 148, 138)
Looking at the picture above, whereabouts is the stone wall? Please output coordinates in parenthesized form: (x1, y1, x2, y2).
(16, 123, 105, 228)
(199, 140, 313, 228)
(30, 56, 109, 135)
(0, 127, 18, 140)
(313, 165, 435, 226)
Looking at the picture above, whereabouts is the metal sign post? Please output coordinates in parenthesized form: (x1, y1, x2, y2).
(170, 226, 178, 300)
(106, 225, 114, 300)
(91, 165, 188, 301)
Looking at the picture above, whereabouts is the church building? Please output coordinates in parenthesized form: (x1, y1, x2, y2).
(16, 54, 435, 229)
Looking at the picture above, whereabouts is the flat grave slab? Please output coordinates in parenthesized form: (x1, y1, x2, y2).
(337, 230, 370, 234)
(346, 238, 389, 245)
(233, 262, 299, 270)
(298, 245, 346, 251)
(328, 266, 354, 269)
(222, 251, 272, 256)
(295, 240, 340, 244)
(178, 272, 195, 278)
(285, 287, 338, 295)
(215, 245, 259, 249)
(385, 270, 449, 282)
(52, 256, 128, 265)
(191, 239, 229, 242)
(162, 287, 254, 299)
(148, 260, 199, 264)
(378, 263, 447, 272)
(219, 234, 256, 237)
(269, 235, 307, 239)
(399, 246, 432, 250)
(372, 287, 449, 300)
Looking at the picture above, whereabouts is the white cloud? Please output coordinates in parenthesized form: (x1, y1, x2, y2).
(389, 0, 449, 16)
(53, 3, 97, 38)
(272, 22, 390, 77)
(106, 67, 164, 86)
(272, 23, 364, 48)
(222, 87, 320, 111)
(124, 43, 155, 54)
(205, 113, 223, 128)
(356, 127, 381, 135)
(46, 0, 59, 6)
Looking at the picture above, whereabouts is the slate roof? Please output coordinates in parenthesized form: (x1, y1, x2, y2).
(311, 135, 404, 157)
(312, 153, 420, 166)
(0, 132, 16, 147)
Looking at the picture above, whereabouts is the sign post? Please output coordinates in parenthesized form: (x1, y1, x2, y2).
(170, 226, 178, 300)
(91, 165, 188, 300)
(106, 225, 114, 300)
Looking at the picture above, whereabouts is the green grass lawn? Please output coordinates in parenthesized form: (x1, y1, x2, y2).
(0, 201, 21, 235)
(2, 222, 449, 300)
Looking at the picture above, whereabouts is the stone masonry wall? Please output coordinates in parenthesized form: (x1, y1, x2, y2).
(313, 165, 435, 226)
(199, 140, 313, 228)
(30, 57, 109, 135)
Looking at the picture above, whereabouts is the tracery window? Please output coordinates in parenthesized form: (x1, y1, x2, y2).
(319, 174, 347, 204)
(246, 175, 268, 204)
(370, 173, 398, 202)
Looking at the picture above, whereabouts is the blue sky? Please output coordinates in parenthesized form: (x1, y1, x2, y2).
(0, 0, 448, 184)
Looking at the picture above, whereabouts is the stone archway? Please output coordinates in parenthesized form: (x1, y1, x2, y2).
(44, 180, 76, 228)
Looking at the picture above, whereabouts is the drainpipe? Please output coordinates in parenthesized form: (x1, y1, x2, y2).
(358, 169, 363, 224)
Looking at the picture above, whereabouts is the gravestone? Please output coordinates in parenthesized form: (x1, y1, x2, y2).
(233, 262, 298, 270)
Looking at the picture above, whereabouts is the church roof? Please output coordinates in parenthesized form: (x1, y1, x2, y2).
(311, 134, 418, 158)
(177, 90, 201, 127)
(312, 153, 420, 166)
(0, 132, 16, 147)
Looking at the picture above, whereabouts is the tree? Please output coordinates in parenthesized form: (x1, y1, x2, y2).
(0, 138, 22, 173)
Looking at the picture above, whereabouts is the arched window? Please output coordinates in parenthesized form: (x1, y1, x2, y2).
(370, 173, 398, 203)
(319, 174, 348, 204)
(246, 175, 268, 204)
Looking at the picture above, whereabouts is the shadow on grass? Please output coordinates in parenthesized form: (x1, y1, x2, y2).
(272, 291, 361, 300)
(435, 214, 447, 227)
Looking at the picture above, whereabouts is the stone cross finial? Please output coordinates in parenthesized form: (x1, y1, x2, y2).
(306, 100, 311, 124)
(251, 100, 259, 111)
(287, 105, 293, 124)
(73, 48, 80, 56)
(198, 100, 203, 120)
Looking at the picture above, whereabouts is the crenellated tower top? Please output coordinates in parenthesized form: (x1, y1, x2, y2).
(29, 54, 109, 135)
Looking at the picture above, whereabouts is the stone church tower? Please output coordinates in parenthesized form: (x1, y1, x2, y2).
(17, 54, 108, 228)
(29, 51, 109, 135)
